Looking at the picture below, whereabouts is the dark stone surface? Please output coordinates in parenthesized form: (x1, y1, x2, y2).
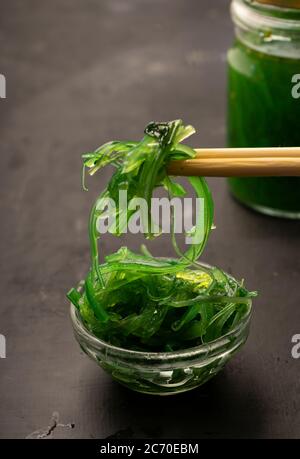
(0, 0, 299, 439)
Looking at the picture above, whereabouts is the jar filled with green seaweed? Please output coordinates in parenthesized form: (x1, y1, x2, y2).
(227, 0, 300, 218)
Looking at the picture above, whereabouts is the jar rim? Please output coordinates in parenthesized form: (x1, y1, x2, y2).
(231, 0, 300, 58)
(232, 0, 300, 31)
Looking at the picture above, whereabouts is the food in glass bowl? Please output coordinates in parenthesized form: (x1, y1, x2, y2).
(67, 120, 256, 395)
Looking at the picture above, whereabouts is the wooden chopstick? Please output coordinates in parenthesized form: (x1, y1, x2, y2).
(167, 147, 300, 177)
(194, 147, 300, 159)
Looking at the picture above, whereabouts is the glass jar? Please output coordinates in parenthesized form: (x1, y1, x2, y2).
(70, 297, 252, 396)
(227, 0, 300, 218)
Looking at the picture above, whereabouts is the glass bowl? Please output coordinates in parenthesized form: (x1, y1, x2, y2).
(70, 294, 252, 395)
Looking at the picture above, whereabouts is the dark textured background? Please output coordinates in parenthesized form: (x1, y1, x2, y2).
(0, 0, 299, 439)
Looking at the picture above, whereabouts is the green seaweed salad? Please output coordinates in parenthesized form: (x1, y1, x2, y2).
(68, 120, 256, 352)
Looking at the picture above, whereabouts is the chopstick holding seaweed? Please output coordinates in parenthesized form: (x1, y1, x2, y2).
(168, 147, 300, 177)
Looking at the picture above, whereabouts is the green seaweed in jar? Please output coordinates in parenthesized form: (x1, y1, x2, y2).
(227, 0, 300, 218)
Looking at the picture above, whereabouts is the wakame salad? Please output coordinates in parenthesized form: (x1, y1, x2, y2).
(68, 120, 256, 353)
